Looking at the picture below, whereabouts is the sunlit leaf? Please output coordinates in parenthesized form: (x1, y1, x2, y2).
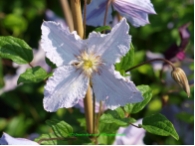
(0, 36, 33, 64)
(17, 66, 51, 84)
(141, 113, 179, 140)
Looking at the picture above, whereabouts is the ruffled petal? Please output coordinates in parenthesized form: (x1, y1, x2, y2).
(44, 66, 89, 112)
(41, 21, 85, 66)
(113, 0, 156, 27)
(0, 133, 39, 145)
(86, 0, 112, 26)
(92, 65, 143, 110)
(86, 18, 131, 65)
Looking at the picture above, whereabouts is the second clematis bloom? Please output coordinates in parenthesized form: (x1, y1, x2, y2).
(86, 0, 156, 27)
(0, 133, 39, 145)
(41, 18, 143, 112)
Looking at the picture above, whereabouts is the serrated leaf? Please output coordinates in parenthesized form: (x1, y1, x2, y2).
(17, 66, 51, 84)
(124, 85, 152, 113)
(35, 133, 70, 145)
(46, 119, 73, 137)
(142, 113, 179, 140)
(115, 43, 134, 72)
(94, 26, 111, 32)
(100, 108, 136, 126)
(0, 36, 33, 64)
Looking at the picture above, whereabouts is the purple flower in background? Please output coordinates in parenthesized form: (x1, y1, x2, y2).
(41, 18, 143, 112)
(0, 132, 39, 145)
(163, 23, 191, 61)
(45, 9, 67, 29)
(86, 0, 156, 27)
(113, 119, 146, 145)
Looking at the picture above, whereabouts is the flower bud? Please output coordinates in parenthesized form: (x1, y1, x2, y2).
(171, 68, 190, 97)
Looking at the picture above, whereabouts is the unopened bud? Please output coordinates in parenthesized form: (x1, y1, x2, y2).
(171, 68, 190, 97)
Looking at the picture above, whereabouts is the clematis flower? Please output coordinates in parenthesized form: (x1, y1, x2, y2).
(113, 119, 146, 145)
(86, 0, 156, 27)
(0, 132, 39, 145)
(41, 18, 143, 112)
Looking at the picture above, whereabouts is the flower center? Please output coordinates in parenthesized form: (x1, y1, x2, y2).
(83, 59, 93, 69)
(73, 51, 102, 76)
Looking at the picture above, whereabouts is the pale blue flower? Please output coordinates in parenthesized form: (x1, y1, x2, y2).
(41, 18, 143, 112)
(113, 119, 146, 145)
(86, 0, 156, 27)
(0, 132, 39, 145)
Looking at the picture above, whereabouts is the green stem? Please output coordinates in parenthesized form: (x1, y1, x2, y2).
(126, 58, 176, 72)
(28, 63, 33, 68)
(129, 123, 141, 128)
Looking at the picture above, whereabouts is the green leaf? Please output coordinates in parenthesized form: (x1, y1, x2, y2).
(45, 57, 56, 69)
(35, 133, 69, 145)
(46, 119, 73, 138)
(98, 133, 116, 145)
(0, 36, 33, 64)
(100, 108, 136, 126)
(36, 120, 91, 145)
(115, 43, 134, 72)
(124, 85, 152, 113)
(94, 26, 111, 32)
(17, 66, 51, 84)
(98, 122, 119, 145)
(99, 107, 135, 145)
(142, 113, 179, 140)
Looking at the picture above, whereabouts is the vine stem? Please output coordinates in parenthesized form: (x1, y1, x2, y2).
(84, 86, 93, 134)
(83, 0, 87, 38)
(103, 0, 112, 28)
(96, 101, 102, 130)
(129, 123, 141, 128)
(93, 92, 95, 134)
(126, 58, 176, 72)
(59, 0, 74, 32)
(116, 12, 122, 22)
(70, 0, 84, 38)
(28, 63, 33, 68)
